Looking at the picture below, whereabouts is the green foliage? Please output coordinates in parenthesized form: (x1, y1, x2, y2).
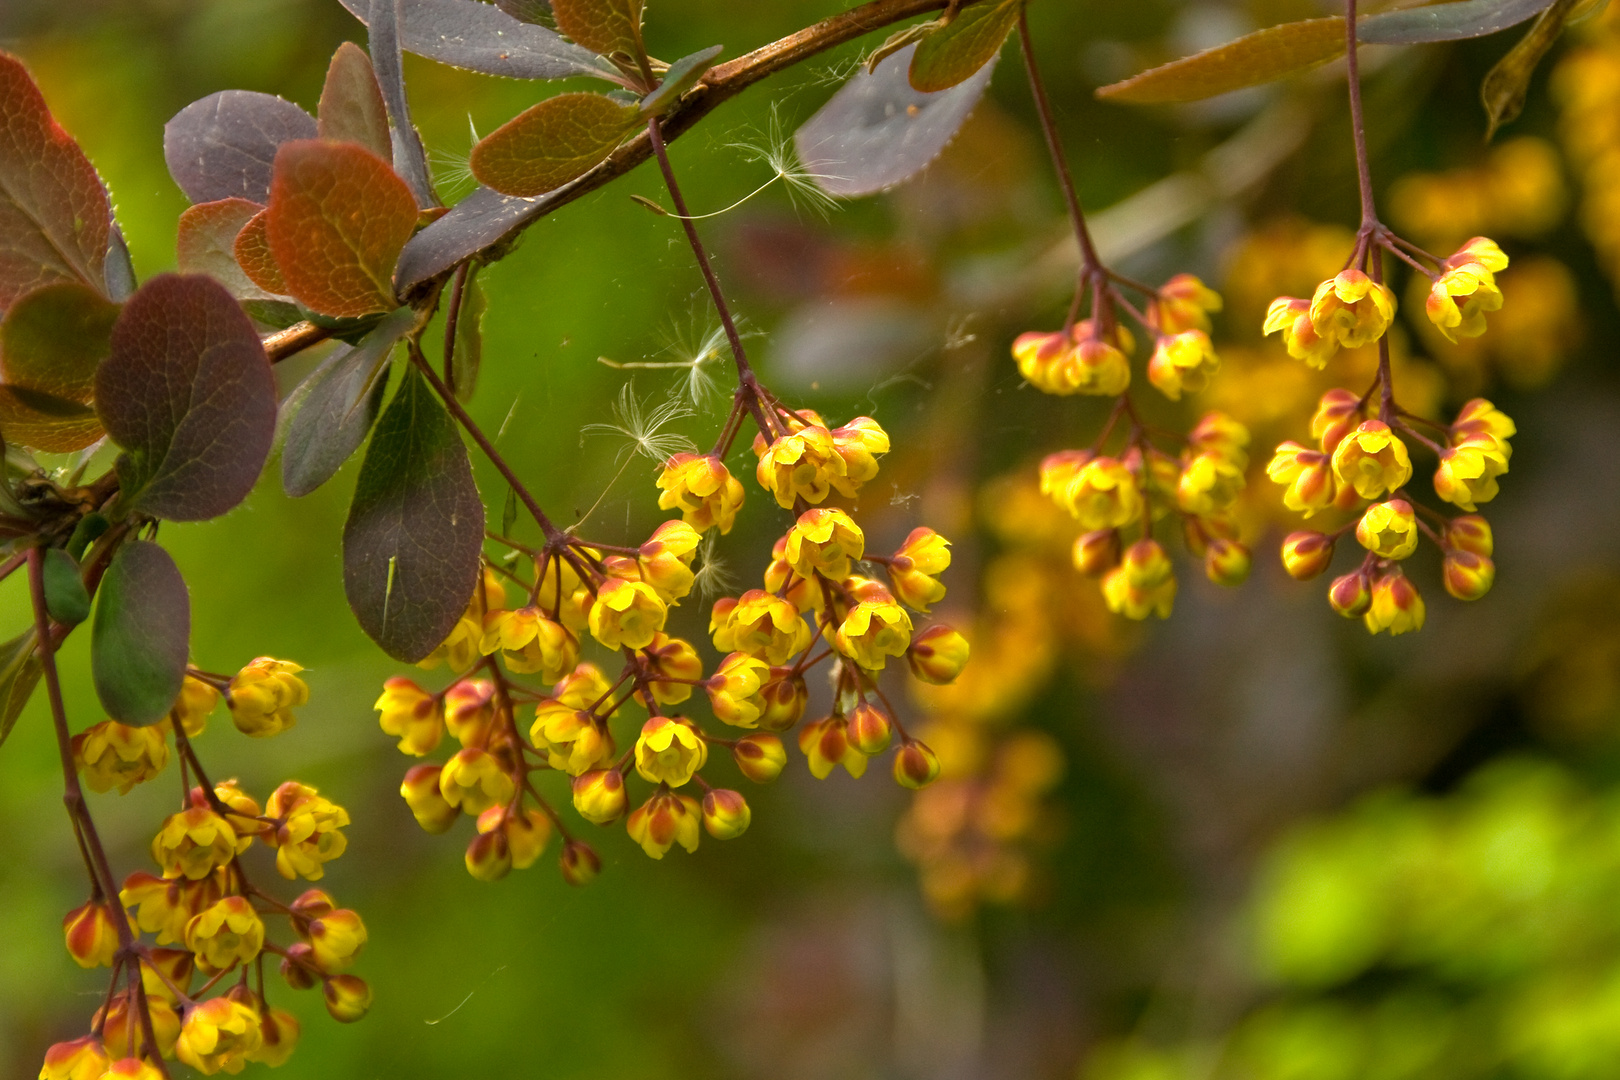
(90, 540, 189, 726)
(908, 0, 1023, 93)
(470, 91, 641, 198)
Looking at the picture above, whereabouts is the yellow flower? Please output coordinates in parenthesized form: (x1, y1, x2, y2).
(1329, 569, 1372, 617)
(1011, 329, 1073, 393)
(888, 527, 951, 612)
(1331, 420, 1412, 500)
(634, 715, 709, 787)
(706, 652, 772, 728)
(1263, 296, 1338, 368)
(306, 907, 367, 972)
(1364, 570, 1426, 635)
(625, 790, 702, 858)
(322, 974, 373, 1023)
(1187, 411, 1250, 469)
(701, 788, 751, 839)
(1147, 330, 1220, 400)
(101, 1056, 165, 1079)
(1176, 451, 1245, 515)
(1067, 321, 1133, 396)
(38, 1037, 109, 1080)
(758, 668, 808, 730)
(1310, 387, 1363, 452)
(1281, 530, 1336, 581)
(1309, 268, 1395, 348)
(502, 808, 552, 869)
(442, 678, 496, 747)
(438, 747, 515, 814)
(764, 535, 824, 613)
(264, 782, 350, 881)
(1355, 499, 1420, 559)
(846, 702, 893, 755)
(553, 662, 614, 708)
(480, 606, 579, 680)
(72, 720, 168, 795)
(784, 507, 865, 582)
(120, 871, 213, 946)
(468, 816, 513, 881)
(835, 590, 914, 671)
(1434, 433, 1509, 511)
(907, 625, 970, 685)
(572, 768, 628, 824)
(1157, 272, 1223, 334)
(62, 900, 118, 969)
(1449, 236, 1509, 273)
(247, 1008, 300, 1068)
(1427, 261, 1503, 342)
(1204, 537, 1251, 587)
(656, 452, 746, 534)
(754, 420, 845, 508)
(893, 740, 942, 789)
(587, 578, 667, 650)
(637, 632, 703, 707)
(799, 716, 867, 779)
(175, 996, 262, 1076)
(184, 896, 264, 971)
(732, 732, 788, 783)
(1443, 549, 1495, 601)
(152, 806, 237, 881)
(1043, 454, 1142, 529)
(374, 677, 443, 756)
(530, 701, 615, 775)
(638, 519, 703, 603)
(166, 675, 219, 736)
(536, 556, 592, 632)
(400, 765, 458, 833)
(829, 416, 890, 496)
(721, 590, 812, 665)
(227, 658, 307, 738)
(1451, 397, 1516, 457)
(1102, 539, 1177, 620)
(1267, 441, 1336, 515)
(1447, 514, 1493, 556)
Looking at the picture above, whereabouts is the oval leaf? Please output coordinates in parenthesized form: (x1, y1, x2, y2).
(0, 626, 40, 751)
(368, 0, 436, 209)
(342, 365, 483, 662)
(795, 42, 996, 198)
(177, 197, 279, 301)
(233, 208, 290, 298)
(1358, 0, 1554, 44)
(553, 0, 643, 58)
(396, 186, 549, 293)
(163, 90, 318, 205)
(497, 0, 555, 23)
(1097, 18, 1347, 104)
(471, 92, 639, 198)
(266, 140, 417, 318)
(282, 306, 415, 497)
(336, 0, 615, 81)
(0, 52, 112, 315)
(0, 282, 118, 452)
(96, 274, 278, 521)
(909, 0, 1023, 93)
(640, 46, 724, 117)
(91, 540, 190, 726)
(319, 42, 394, 164)
(43, 547, 90, 625)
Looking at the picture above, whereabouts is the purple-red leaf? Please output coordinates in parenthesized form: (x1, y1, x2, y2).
(176, 197, 280, 301)
(266, 140, 417, 318)
(470, 92, 638, 198)
(96, 274, 277, 521)
(336, 0, 613, 82)
(319, 42, 394, 164)
(343, 365, 483, 663)
(395, 185, 547, 293)
(232, 208, 290, 298)
(91, 540, 190, 726)
(795, 43, 996, 198)
(0, 52, 112, 316)
(164, 90, 318, 205)
(367, 0, 436, 208)
(552, 0, 642, 58)
(0, 281, 117, 451)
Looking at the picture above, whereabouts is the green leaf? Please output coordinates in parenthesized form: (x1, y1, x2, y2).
(1481, 0, 1579, 138)
(96, 274, 278, 521)
(1358, 0, 1555, 44)
(43, 547, 90, 626)
(319, 42, 394, 164)
(909, 0, 1024, 93)
(552, 0, 643, 57)
(639, 46, 724, 118)
(0, 627, 40, 751)
(470, 92, 639, 198)
(282, 306, 414, 497)
(342, 366, 484, 662)
(451, 272, 485, 402)
(91, 539, 190, 726)
(1096, 17, 1347, 104)
(0, 282, 118, 452)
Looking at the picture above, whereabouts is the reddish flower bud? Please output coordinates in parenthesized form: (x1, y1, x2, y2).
(400, 764, 458, 834)
(893, 740, 942, 790)
(38, 1036, 108, 1080)
(281, 942, 319, 990)
(733, 733, 787, 783)
(559, 840, 601, 886)
(1071, 529, 1121, 576)
(62, 900, 118, 969)
(572, 769, 628, 824)
(289, 888, 335, 921)
(1443, 549, 1495, 601)
(322, 974, 373, 1023)
(1446, 514, 1494, 557)
(465, 827, 513, 882)
(701, 789, 752, 839)
(1328, 571, 1372, 617)
(1281, 531, 1335, 581)
(1204, 538, 1251, 587)
(847, 702, 894, 755)
(757, 669, 808, 731)
(907, 625, 970, 685)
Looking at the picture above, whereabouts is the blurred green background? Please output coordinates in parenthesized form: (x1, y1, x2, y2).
(5, 0, 1620, 1077)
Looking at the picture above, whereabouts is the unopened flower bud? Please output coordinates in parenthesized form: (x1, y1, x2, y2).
(572, 769, 628, 824)
(1281, 531, 1335, 580)
(307, 908, 367, 972)
(701, 789, 752, 839)
(251, 1006, 301, 1067)
(1204, 538, 1251, 587)
(1072, 529, 1121, 576)
(62, 900, 118, 969)
(1443, 549, 1495, 601)
(281, 942, 319, 990)
(38, 1036, 108, 1080)
(758, 669, 808, 730)
(893, 740, 942, 790)
(1328, 571, 1373, 617)
(846, 702, 893, 755)
(464, 826, 512, 882)
(733, 733, 787, 783)
(400, 765, 458, 834)
(1446, 514, 1493, 556)
(907, 625, 970, 685)
(103, 1057, 164, 1080)
(1365, 570, 1426, 636)
(322, 974, 372, 1023)
(559, 840, 601, 885)
(289, 888, 336, 920)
